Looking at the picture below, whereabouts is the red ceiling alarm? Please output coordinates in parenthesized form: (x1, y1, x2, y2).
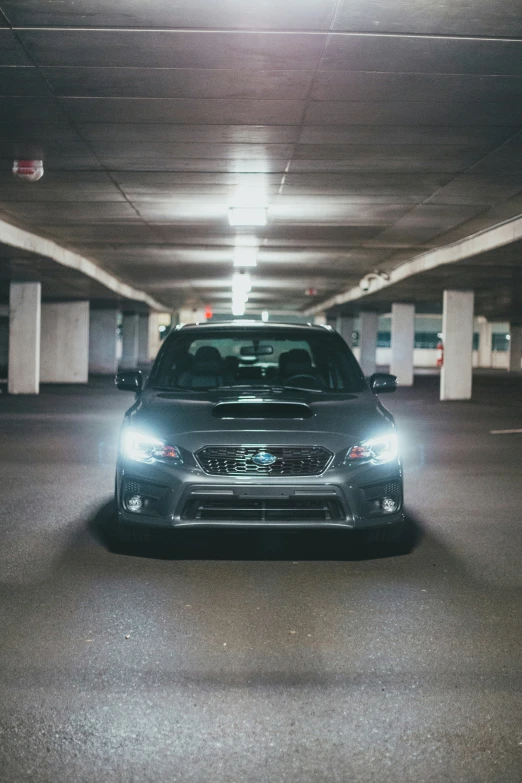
(12, 159, 44, 182)
(305, 287, 318, 296)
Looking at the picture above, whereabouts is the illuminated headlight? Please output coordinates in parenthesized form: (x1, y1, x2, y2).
(346, 433, 398, 464)
(123, 429, 181, 464)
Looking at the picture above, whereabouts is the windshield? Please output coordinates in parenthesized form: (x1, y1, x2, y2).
(150, 327, 366, 393)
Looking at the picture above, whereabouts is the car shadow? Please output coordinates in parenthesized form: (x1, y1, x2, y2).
(89, 500, 422, 562)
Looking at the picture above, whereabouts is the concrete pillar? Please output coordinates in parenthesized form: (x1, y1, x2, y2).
(390, 303, 415, 386)
(40, 301, 89, 383)
(177, 307, 206, 325)
(0, 305, 8, 379)
(138, 313, 150, 365)
(148, 312, 171, 362)
(508, 323, 522, 372)
(89, 308, 118, 375)
(440, 290, 474, 401)
(359, 311, 379, 376)
(121, 313, 139, 368)
(8, 282, 41, 394)
(313, 313, 327, 325)
(336, 316, 354, 348)
(477, 316, 492, 368)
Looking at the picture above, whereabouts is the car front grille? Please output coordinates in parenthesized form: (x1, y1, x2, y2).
(182, 498, 343, 523)
(195, 446, 333, 476)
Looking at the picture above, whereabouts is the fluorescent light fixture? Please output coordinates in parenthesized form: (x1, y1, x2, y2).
(232, 271, 251, 294)
(228, 207, 267, 227)
(261, 310, 269, 322)
(233, 246, 258, 268)
(235, 235, 258, 247)
(232, 295, 248, 315)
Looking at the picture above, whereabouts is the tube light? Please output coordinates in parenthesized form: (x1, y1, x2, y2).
(228, 207, 267, 226)
(232, 271, 251, 294)
(233, 246, 258, 267)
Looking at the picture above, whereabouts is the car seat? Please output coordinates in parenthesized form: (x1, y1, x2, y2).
(179, 346, 224, 388)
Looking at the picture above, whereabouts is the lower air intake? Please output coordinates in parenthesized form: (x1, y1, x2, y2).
(182, 498, 343, 523)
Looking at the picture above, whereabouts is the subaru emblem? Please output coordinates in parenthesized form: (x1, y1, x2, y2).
(252, 451, 277, 467)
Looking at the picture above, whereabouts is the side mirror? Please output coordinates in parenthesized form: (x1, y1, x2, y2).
(115, 370, 143, 393)
(370, 373, 397, 394)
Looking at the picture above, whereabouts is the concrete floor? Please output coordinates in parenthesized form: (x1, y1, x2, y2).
(0, 373, 521, 782)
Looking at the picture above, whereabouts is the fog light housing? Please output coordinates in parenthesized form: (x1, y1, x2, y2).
(381, 496, 398, 514)
(127, 494, 143, 513)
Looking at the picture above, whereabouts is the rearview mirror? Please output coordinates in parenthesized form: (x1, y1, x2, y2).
(370, 373, 397, 394)
(115, 370, 143, 393)
(240, 345, 274, 356)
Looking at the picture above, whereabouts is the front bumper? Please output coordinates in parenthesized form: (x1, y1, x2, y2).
(116, 457, 404, 531)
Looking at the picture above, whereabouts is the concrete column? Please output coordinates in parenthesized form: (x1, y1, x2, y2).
(148, 312, 171, 362)
(477, 316, 492, 368)
(178, 308, 206, 325)
(390, 303, 415, 386)
(313, 313, 327, 325)
(40, 301, 89, 383)
(336, 316, 354, 347)
(508, 323, 522, 372)
(89, 308, 118, 375)
(440, 290, 474, 401)
(359, 311, 379, 376)
(121, 313, 139, 368)
(0, 305, 8, 380)
(8, 282, 41, 394)
(138, 313, 150, 365)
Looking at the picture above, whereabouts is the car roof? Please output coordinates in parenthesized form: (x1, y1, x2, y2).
(175, 321, 332, 332)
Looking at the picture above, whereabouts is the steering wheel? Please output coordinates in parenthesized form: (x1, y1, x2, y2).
(284, 373, 323, 387)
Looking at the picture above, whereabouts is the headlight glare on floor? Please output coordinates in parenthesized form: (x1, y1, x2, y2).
(123, 429, 181, 464)
(346, 432, 398, 464)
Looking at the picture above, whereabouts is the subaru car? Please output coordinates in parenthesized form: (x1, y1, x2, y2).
(115, 322, 404, 543)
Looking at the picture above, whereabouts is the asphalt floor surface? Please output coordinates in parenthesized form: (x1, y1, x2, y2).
(0, 372, 521, 782)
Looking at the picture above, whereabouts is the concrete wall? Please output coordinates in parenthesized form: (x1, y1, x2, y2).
(89, 308, 118, 375)
(370, 348, 511, 369)
(0, 315, 8, 378)
(40, 301, 89, 383)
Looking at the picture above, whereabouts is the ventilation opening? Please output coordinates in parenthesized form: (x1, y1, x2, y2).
(182, 498, 344, 523)
(212, 402, 312, 419)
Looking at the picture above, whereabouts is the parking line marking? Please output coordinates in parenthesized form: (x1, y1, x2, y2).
(490, 428, 522, 435)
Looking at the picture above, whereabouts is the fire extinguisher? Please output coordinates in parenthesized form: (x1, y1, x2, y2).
(436, 340, 444, 368)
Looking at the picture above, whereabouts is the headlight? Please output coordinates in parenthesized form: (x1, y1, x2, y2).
(123, 429, 181, 464)
(346, 432, 398, 464)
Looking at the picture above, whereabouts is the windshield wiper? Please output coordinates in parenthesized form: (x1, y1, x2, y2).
(271, 385, 325, 394)
(215, 384, 272, 390)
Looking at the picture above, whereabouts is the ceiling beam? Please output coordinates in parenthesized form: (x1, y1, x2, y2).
(304, 213, 522, 315)
(0, 217, 170, 312)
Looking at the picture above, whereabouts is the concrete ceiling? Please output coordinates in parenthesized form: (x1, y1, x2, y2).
(0, 0, 521, 316)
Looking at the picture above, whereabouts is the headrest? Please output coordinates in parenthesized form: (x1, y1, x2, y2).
(281, 348, 313, 377)
(194, 346, 221, 363)
(192, 345, 223, 377)
(285, 349, 311, 365)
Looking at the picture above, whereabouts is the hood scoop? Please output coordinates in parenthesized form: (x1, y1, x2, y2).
(212, 401, 313, 420)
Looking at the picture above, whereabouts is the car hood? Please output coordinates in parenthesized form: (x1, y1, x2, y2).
(128, 389, 394, 454)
